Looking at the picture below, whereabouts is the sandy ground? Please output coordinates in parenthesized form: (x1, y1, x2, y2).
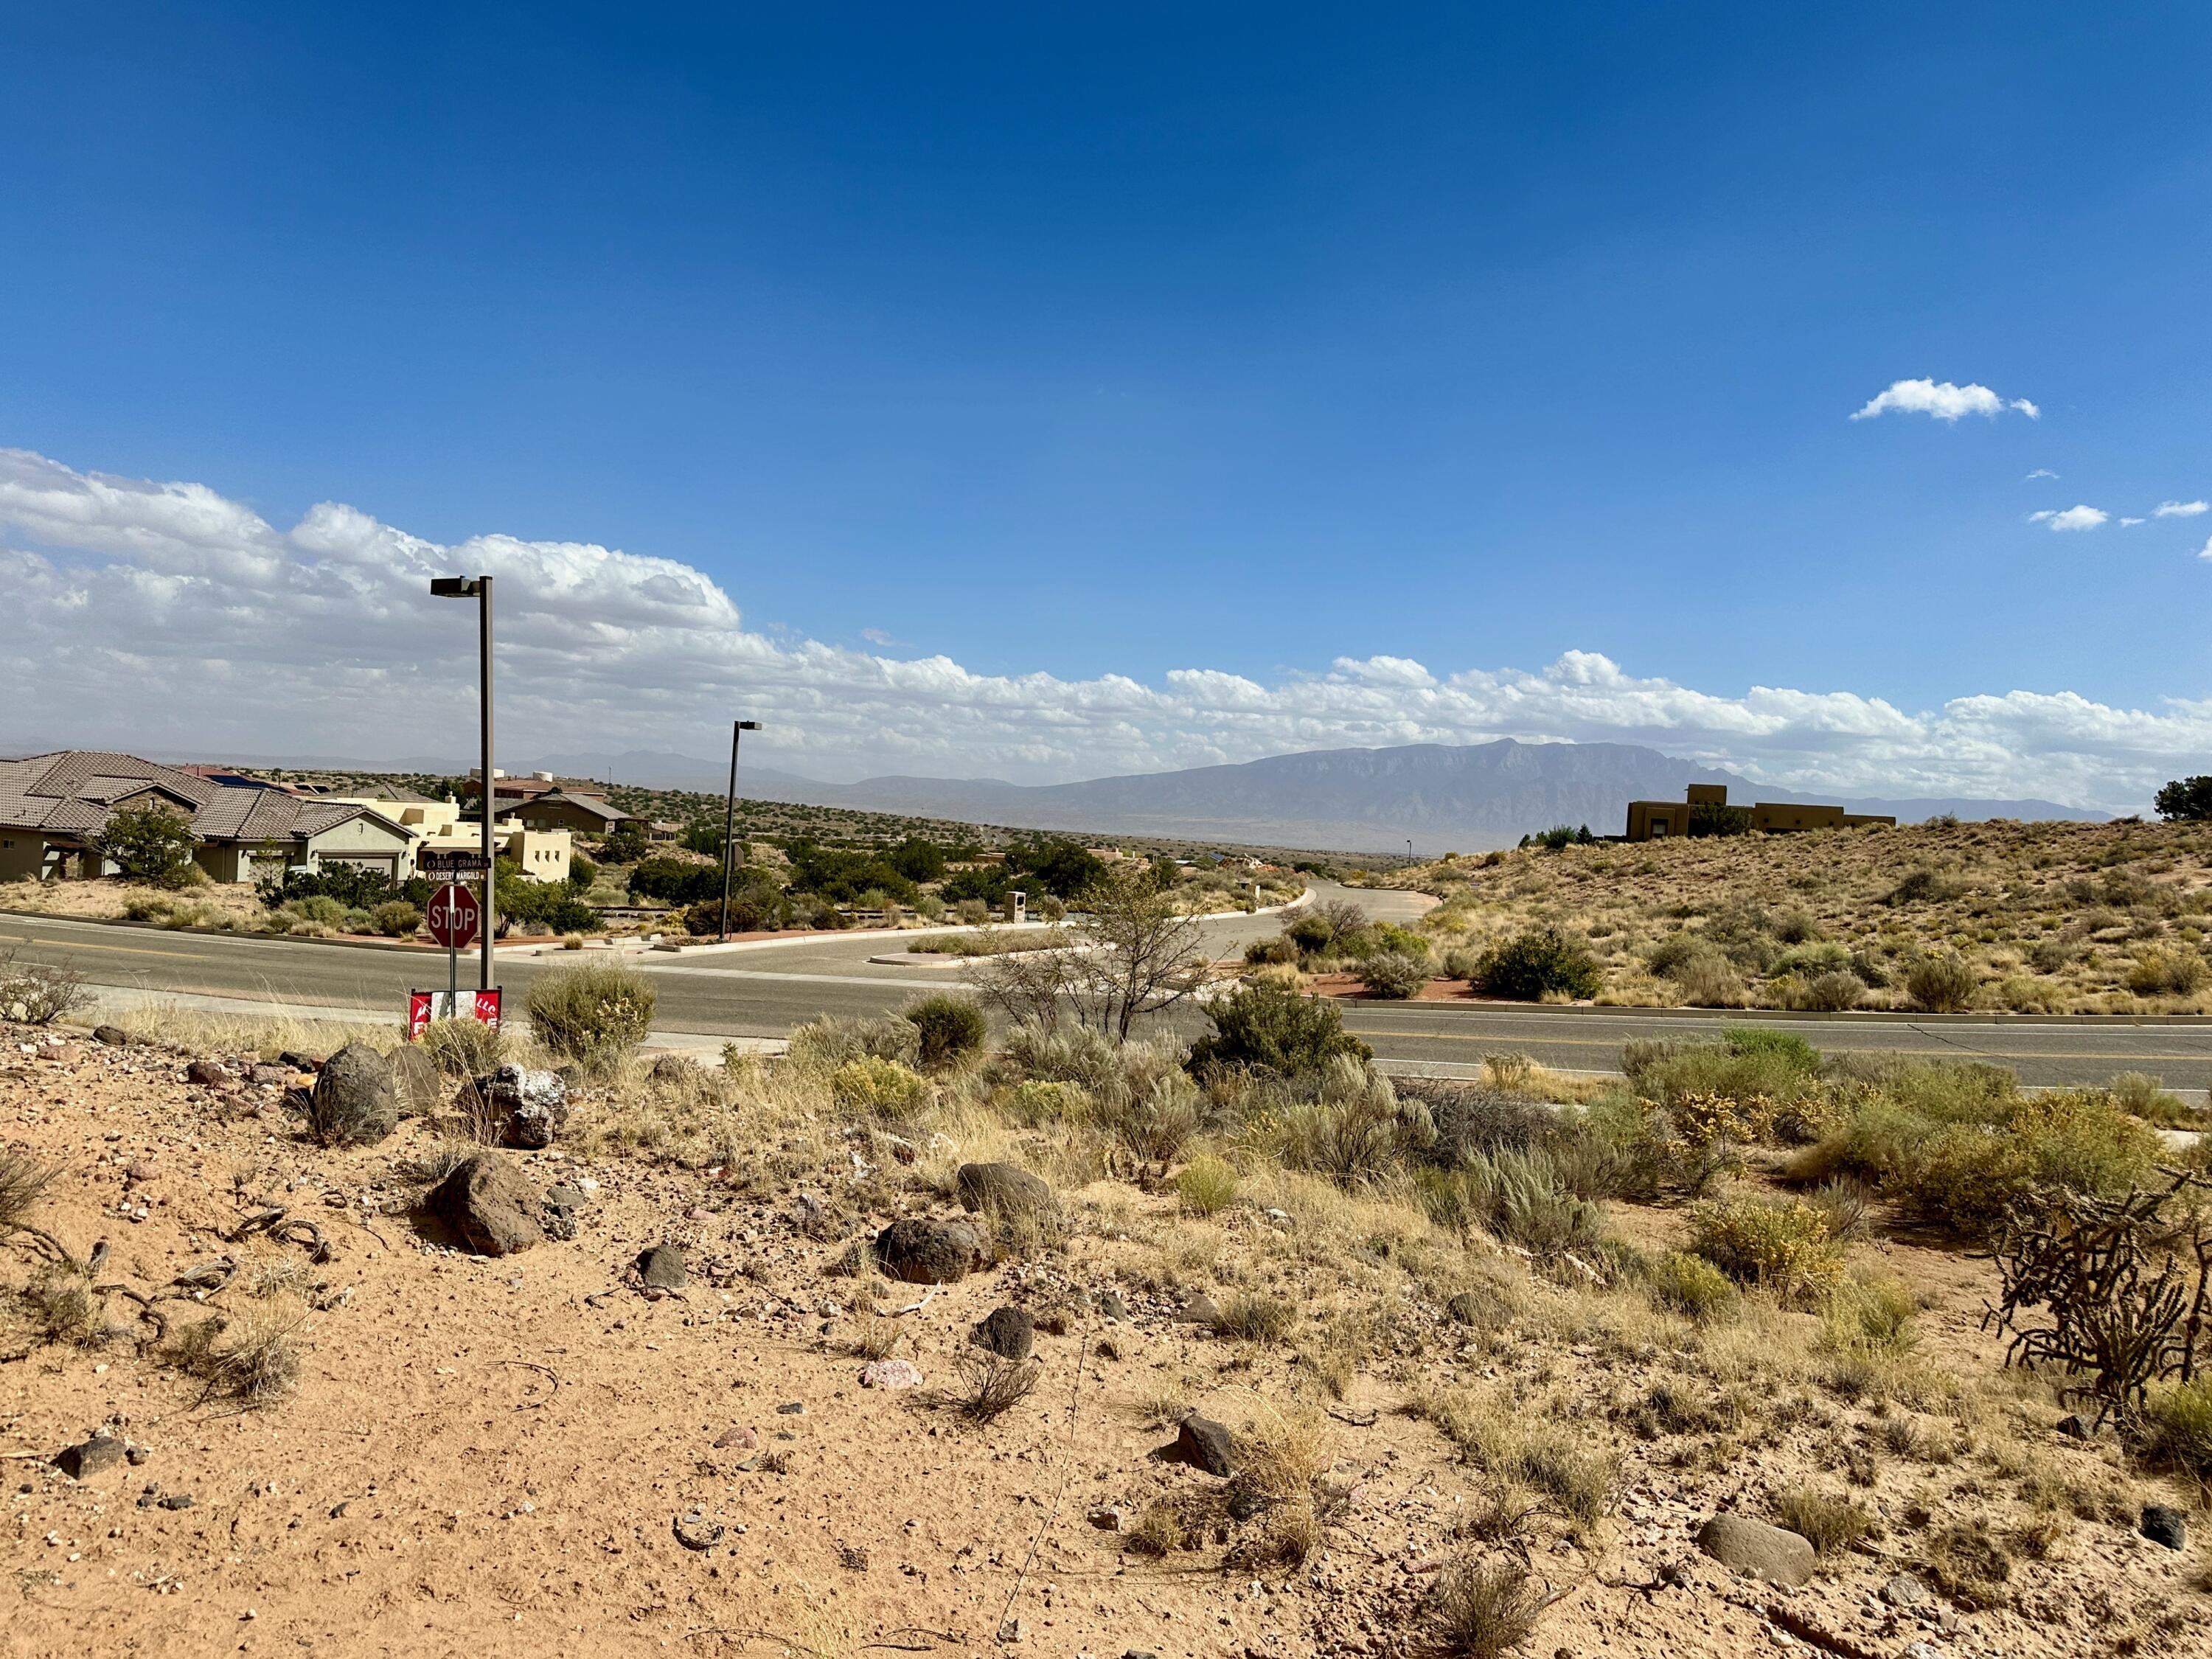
(3, 1023, 2207, 1658)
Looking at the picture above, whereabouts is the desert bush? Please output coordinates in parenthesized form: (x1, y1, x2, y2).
(1824, 1275, 1917, 1355)
(1187, 978, 1371, 1074)
(1688, 1197, 1844, 1305)
(0, 1149, 56, 1233)
(1096, 1067, 1202, 1166)
(2110, 1070, 2194, 1124)
(1214, 1291, 1296, 1343)
(1672, 952, 1745, 1007)
(1358, 948, 1433, 999)
(0, 950, 93, 1026)
(902, 993, 988, 1070)
(1416, 1557, 1551, 1659)
(1177, 1153, 1239, 1215)
(370, 900, 422, 938)
(1001, 1077, 1091, 1124)
(1646, 1250, 1740, 1321)
(2146, 1377, 2212, 1485)
(1794, 970, 1865, 1012)
(1243, 933, 1298, 967)
(17, 1262, 100, 1345)
(338, 906, 375, 933)
(1905, 953, 1978, 1012)
(418, 1015, 507, 1078)
(828, 1054, 929, 1117)
(524, 959, 655, 1065)
(1275, 1057, 1430, 1189)
(1408, 1385, 1616, 1530)
(1427, 1145, 1605, 1259)
(955, 1351, 1042, 1422)
(1773, 1486, 1874, 1558)
(164, 1299, 306, 1409)
(1470, 928, 1601, 1001)
(94, 802, 201, 887)
(1892, 1089, 2157, 1237)
(2127, 946, 2207, 997)
(1885, 866, 1964, 906)
(789, 1013, 921, 1070)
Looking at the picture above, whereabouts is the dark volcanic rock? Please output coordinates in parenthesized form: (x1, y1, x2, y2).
(472, 1065, 569, 1148)
(307, 1043, 398, 1147)
(184, 1059, 230, 1088)
(55, 1435, 126, 1481)
(93, 1024, 129, 1046)
(972, 1305, 1034, 1360)
(2143, 1504, 2188, 1550)
(1163, 1415, 1235, 1478)
(637, 1243, 688, 1290)
(874, 1217, 985, 1284)
(427, 1154, 543, 1256)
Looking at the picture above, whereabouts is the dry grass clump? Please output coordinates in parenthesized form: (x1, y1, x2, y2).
(1407, 1385, 1617, 1533)
(419, 1015, 507, 1078)
(1415, 1557, 1553, 1659)
(1124, 1501, 1180, 1558)
(0, 948, 93, 1025)
(1771, 1486, 1874, 1559)
(1214, 1290, 1297, 1344)
(15, 1261, 101, 1345)
(0, 1147, 56, 1232)
(1176, 1152, 1239, 1216)
(524, 959, 655, 1068)
(1920, 1516, 2014, 1610)
(1686, 1195, 1845, 1306)
(164, 1294, 307, 1409)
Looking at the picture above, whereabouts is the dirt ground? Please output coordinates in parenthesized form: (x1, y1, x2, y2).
(3, 1024, 2206, 1658)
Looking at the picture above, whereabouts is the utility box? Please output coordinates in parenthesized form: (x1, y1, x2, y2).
(1006, 889, 1026, 924)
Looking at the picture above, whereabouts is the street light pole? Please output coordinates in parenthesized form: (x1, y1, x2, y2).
(431, 575, 496, 992)
(720, 720, 760, 940)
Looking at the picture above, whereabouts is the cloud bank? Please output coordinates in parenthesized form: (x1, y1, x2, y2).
(1851, 378, 2039, 422)
(2028, 504, 2109, 531)
(2, 448, 2205, 813)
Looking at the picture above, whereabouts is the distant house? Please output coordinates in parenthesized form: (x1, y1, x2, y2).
(507, 787, 637, 839)
(0, 751, 416, 883)
(1623, 783, 1896, 842)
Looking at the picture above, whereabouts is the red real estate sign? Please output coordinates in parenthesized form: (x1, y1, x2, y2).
(407, 988, 502, 1041)
(425, 882, 482, 949)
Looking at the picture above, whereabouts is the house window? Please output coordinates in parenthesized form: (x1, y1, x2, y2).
(1649, 822, 1669, 838)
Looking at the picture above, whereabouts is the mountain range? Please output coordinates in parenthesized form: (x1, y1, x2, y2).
(529, 740, 2109, 854)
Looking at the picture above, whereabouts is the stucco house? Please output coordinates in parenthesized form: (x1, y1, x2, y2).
(0, 751, 417, 883)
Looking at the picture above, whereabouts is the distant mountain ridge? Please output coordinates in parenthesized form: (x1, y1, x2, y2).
(531, 741, 2110, 853)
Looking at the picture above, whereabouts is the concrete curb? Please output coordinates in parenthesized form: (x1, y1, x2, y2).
(1335, 995, 2212, 1029)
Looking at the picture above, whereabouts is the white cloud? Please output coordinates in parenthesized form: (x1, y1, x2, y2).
(2199, 535, 2212, 562)
(2024, 468, 2059, 480)
(2121, 517, 2146, 527)
(1850, 378, 2039, 422)
(2155, 500, 2208, 518)
(2028, 505, 2107, 531)
(4, 447, 2208, 813)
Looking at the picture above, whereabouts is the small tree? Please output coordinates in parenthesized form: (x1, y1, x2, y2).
(2155, 777, 2212, 822)
(1188, 979, 1372, 1074)
(1075, 863, 1209, 1042)
(94, 803, 199, 887)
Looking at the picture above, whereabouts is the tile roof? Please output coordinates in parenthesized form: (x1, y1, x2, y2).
(0, 750, 409, 848)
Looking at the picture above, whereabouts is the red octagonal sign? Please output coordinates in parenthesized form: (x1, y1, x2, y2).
(426, 882, 482, 949)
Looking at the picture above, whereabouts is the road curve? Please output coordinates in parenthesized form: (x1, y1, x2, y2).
(4, 886, 2205, 1094)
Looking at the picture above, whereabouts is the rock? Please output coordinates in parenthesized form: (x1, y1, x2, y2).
(93, 1025, 128, 1046)
(544, 1183, 587, 1211)
(955, 1161, 1058, 1220)
(673, 1512, 725, 1551)
(157, 1493, 194, 1511)
(859, 1359, 924, 1390)
(2054, 1413, 2090, 1439)
(1098, 1290, 1129, 1320)
(714, 1426, 757, 1450)
(2142, 1504, 2187, 1550)
(541, 1203, 578, 1242)
(873, 1217, 986, 1284)
(1088, 1504, 1127, 1531)
(250, 1064, 291, 1087)
(650, 1053, 699, 1082)
(1164, 1414, 1236, 1477)
(125, 1161, 156, 1183)
(776, 1402, 806, 1416)
(125, 1444, 151, 1467)
(184, 1059, 230, 1088)
(1694, 1514, 1815, 1587)
(279, 1050, 322, 1073)
(473, 1065, 569, 1148)
(636, 1243, 687, 1290)
(427, 1154, 543, 1256)
(1881, 1572, 1927, 1608)
(385, 1045, 442, 1114)
(307, 1043, 398, 1147)
(55, 1435, 126, 1481)
(1176, 1293, 1222, 1325)
(972, 1305, 1035, 1360)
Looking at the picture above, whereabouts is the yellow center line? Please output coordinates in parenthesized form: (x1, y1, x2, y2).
(1338, 1023, 2208, 1061)
(0, 932, 213, 961)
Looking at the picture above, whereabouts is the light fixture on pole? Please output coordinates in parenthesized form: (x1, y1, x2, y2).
(720, 720, 761, 940)
(431, 575, 495, 991)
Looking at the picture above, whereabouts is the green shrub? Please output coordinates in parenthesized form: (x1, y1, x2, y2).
(1427, 1145, 1605, 1258)
(2146, 1376, 2212, 1483)
(339, 906, 375, 933)
(1278, 1063, 1422, 1190)
(1794, 970, 1865, 1012)
(1672, 953, 1744, 1007)
(1824, 1275, 1917, 1355)
(789, 1014, 920, 1069)
(1243, 934, 1298, 967)
(1187, 979, 1372, 1074)
(566, 852, 598, 891)
(1095, 1069, 1202, 1166)
(1687, 1197, 1844, 1305)
(94, 802, 201, 888)
(1890, 1088, 2157, 1236)
(1471, 928, 1601, 1002)
(902, 994, 988, 1070)
(1000, 1078, 1092, 1124)
(1176, 1153, 1239, 1216)
(828, 1054, 929, 1116)
(370, 900, 422, 938)
(1905, 953, 1977, 1012)
(524, 959, 657, 1065)
(1646, 1251, 1740, 1321)
(2127, 947, 2207, 997)
(1357, 948, 1433, 999)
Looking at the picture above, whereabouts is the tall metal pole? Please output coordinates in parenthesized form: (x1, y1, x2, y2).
(479, 576, 495, 992)
(718, 719, 760, 941)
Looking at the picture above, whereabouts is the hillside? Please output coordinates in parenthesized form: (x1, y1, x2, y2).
(538, 741, 2108, 855)
(1352, 815, 2212, 1015)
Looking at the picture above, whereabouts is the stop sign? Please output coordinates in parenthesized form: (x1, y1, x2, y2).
(426, 882, 482, 949)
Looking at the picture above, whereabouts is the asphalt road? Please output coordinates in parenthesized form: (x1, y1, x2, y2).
(5, 885, 2207, 1093)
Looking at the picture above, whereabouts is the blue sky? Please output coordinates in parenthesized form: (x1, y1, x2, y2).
(2, 4, 2208, 806)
